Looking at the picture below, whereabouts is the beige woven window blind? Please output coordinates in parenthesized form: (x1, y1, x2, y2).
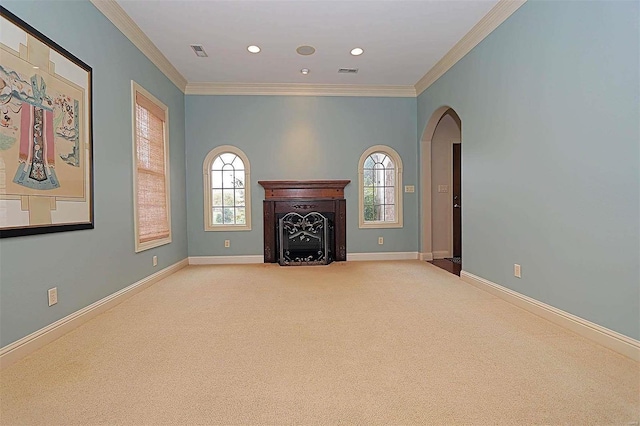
(135, 92, 169, 245)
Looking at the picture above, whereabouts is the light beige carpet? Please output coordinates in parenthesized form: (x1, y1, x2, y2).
(1, 260, 638, 425)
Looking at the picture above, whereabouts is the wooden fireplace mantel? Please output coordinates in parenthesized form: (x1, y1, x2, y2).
(258, 180, 350, 200)
(258, 180, 351, 263)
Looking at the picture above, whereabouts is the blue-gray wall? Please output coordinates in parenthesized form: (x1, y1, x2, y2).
(2, 0, 637, 347)
(186, 96, 418, 256)
(0, 1, 188, 347)
(417, 1, 639, 339)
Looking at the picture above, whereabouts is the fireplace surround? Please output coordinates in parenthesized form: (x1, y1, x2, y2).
(258, 180, 350, 265)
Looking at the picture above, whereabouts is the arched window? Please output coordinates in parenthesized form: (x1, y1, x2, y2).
(358, 145, 403, 228)
(203, 146, 251, 231)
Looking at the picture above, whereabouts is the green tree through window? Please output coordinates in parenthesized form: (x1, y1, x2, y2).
(211, 153, 246, 225)
(204, 145, 252, 231)
(359, 145, 403, 229)
(363, 152, 395, 222)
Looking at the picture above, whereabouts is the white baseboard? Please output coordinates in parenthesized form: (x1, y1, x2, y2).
(347, 252, 419, 261)
(190, 253, 422, 264)
(188, 255, 263, 265)
(0, 258, 189, 370)
(460, 271, 640, 362)
(432, 250, 451, 259)
(420, 252, 434, 261)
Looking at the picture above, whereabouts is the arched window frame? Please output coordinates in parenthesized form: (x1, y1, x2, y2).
(358, 145, 403, 229)
(203, 145, 251, 231)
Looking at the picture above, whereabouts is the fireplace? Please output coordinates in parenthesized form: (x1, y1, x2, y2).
(278, 211, 330, 265)
(258, 180, 350, 265)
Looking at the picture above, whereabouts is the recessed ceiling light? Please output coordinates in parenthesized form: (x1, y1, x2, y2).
(300, 68, 310, 75)
(350, 47, 364, 56)
(296, 45, 316, 56)
(247, 45, 261, 54)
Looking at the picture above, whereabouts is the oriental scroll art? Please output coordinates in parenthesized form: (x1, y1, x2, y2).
(0, 7, 93, 238)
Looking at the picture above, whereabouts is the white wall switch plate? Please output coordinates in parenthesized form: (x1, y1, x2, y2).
(404, 185, 415, 193)
(438, 185, 449, 193)
(153, 256, 158, 266)
(48, 287, 58, 306)
(378, 237, 384, 245)
(514, 264, 521, 278)
(224, 240, 230, 248)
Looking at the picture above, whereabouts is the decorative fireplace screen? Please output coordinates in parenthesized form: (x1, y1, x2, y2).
(278, 212, 329, 266)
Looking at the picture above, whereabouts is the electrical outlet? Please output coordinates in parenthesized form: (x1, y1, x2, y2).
(404, 185, 415, 193)
(378, 236, 384, 245)
(48, 287, 58, 306)
(153, 256, 158, 267)
(224, 240, 230, 248)
(514, 264, 521, 278)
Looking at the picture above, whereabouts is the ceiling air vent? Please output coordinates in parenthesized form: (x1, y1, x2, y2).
(338, 68, 358, 74)
(190, 44, 208, 57)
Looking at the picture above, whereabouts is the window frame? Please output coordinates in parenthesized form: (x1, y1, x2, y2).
(203, 145, 252, 231)
(358, 145, 403, 229)
(131, 81, 172, 253)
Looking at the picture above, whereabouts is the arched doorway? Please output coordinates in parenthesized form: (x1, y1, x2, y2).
(420, 107, 462, 275)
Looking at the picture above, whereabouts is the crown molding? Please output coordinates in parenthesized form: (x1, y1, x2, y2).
(91, 0, 524, 98)
(90, 0, 188, 92)
(414, 0, 527, 96)
(185, 82, 417, 97)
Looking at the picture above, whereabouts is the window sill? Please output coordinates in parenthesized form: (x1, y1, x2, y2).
(135, 236, 172, 253)
(205, 225, 252, 232)
(358, 221, 403, 229)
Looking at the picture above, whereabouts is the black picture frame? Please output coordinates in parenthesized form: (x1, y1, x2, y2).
(0, 6, 94, 238)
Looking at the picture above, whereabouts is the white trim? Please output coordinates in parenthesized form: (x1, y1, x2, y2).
(132, 81, 172, 252)
(0, 259, 189, 370)
(460, 271, 640, 362)
(89, 0, 187, 92)
(432, 250, 450, 260)
(91, 0, 524, 98)
(414, 0, 527, 95)
(420, 108, 461, 268)
(358, 145, 404, 229)
(188, 255, 263, 265)
(185, 83, 416, 98)
(189, 253, 421, 264)
(347, 252, 419, 261)
(420, 252, 434, 261)
(359, 221, 404, 229)
(420, 138, 433, 257)
(202, 146, 252, 232)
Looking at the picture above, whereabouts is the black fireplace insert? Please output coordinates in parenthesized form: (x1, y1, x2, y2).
(277, 211, 335, 265)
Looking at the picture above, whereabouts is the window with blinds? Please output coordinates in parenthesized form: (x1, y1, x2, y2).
(132, 82, 171, 252)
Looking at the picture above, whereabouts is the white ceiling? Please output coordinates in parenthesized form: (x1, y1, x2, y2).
(116, 0, 499, 87)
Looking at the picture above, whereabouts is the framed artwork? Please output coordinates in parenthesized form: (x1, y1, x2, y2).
(0, 6, 93, 238)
